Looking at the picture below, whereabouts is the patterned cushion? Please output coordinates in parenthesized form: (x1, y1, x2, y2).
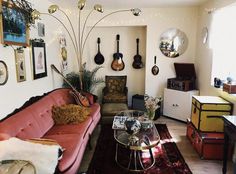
(105, 76, 127, 93)
(52, 104, 90, 124)
(103, 93, 127, 103)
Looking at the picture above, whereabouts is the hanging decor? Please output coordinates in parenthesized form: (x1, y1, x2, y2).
(31, 39, 47, 80)
(0, 60, 8, 85)
(14, 48, 26, 82)
(31, 0, 141, 89)
(0, 0, 36, 46)
(151, 56, 159, 75)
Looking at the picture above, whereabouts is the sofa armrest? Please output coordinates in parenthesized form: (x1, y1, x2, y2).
(81, 91, 98, 104)
(0, 133, 11, 141)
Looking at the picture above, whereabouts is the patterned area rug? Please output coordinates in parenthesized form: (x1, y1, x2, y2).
(87, 124, 192, 174)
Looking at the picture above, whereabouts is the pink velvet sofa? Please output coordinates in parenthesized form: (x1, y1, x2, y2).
(0, 88, 101, 174)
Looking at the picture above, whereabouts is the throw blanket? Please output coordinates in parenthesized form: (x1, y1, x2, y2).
(0, 137, 60, 174)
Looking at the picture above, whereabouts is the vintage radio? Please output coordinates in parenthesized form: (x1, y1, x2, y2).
(167, 63, 196, 91)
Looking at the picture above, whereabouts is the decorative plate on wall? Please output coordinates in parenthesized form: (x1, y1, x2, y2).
(201, 27, 208, 44)
(0, 60, 8, 85)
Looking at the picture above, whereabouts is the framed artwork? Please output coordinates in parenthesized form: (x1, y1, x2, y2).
(59, 34, 68, 71)
(0, 1, 29, 46)
(0, 60, 8, 85)
(38, 22, 45, 37)
(15, 49, 26, 82)
(31, 40, 47, 79)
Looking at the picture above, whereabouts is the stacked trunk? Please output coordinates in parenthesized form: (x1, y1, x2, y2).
(186, 96, 233, 160)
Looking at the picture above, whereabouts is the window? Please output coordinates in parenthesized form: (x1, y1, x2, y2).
(210, 3, 236, 85)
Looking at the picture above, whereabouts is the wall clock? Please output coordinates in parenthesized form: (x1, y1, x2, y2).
(201, 27, 208, 44)
(0, 60, 9, 85)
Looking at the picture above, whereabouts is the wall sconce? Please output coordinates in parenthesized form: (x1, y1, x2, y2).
(31, 0, 141, 90)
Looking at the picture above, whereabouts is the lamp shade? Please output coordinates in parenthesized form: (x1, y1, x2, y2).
(78, 0, 86, 10)
(48, 5, 59, 14)
(131, 8, 141, 16)
(31, 9, 41, 20)
(94, 4, 103, 13)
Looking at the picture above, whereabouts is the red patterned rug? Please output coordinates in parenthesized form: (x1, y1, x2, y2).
(87, 124, 192, 174)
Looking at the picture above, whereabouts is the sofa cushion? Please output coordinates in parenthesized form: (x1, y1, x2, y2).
(29, 95, 56, 136)
(43, 134, 83, 172)
(48, 89, 75, 106)
(0, 107, 43, 139)
(45, 116, 93, 136)
(52, 104, 91, 125)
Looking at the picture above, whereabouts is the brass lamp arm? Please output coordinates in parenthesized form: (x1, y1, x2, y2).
(41, 13, 79, 64)
(81, 9, 131, 55)
(80, 8, 95, 58)
(58, 9, 79, 55)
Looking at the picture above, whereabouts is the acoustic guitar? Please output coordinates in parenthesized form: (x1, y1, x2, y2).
(111, 34, 125, 71)
(132, 38, 143, 69)
(51, 64, 90, 107)
(94, 37, 104, 65)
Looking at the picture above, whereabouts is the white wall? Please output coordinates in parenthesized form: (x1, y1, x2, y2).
(82, 7, 198, 104)
(0, 2, 199, 119)
(85, 26, 146, 105)
(0, 0, 74, 119)
(196, 0, 236, 114)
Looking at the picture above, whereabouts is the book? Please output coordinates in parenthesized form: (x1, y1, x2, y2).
(112, 116, 128, 130)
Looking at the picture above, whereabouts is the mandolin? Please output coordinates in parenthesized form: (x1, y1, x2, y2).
(94, 37, 104, 65)
(132, 38, 143, 69)
(51, 64, 90, 107)
(111, 34, 125, 71)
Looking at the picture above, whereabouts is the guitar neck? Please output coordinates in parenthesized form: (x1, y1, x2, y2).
(116, 34, 120, 53)
(117, 40, 119, 53)
(136, 38, 139, 54)
(51, 65, 80, 94)
(97, 37, 101, 52)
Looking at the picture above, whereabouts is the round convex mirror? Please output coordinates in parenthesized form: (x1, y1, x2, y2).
(159, 28, 188, 58)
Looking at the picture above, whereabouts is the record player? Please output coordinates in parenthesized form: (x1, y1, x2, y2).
(167, 63, 196, 91)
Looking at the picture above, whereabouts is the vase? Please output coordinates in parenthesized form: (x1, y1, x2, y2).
(147, 109, 156, 120)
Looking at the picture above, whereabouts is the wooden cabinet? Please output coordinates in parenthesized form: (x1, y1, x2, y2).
(163, 88, 199, 122)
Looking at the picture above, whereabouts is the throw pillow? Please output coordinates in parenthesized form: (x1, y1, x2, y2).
(52, 104, 90, 125)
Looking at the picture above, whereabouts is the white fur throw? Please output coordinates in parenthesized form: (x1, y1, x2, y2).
(0, 137, 60, 174)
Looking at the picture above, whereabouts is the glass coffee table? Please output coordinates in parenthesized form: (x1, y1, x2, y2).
(113, 110, 160, 172)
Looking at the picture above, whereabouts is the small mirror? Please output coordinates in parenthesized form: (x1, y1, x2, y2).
(159, 28, 188, 58)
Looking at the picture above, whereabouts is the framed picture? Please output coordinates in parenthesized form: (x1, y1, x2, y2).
(15, 49, 26, 82)
(0, 60, 8, 85)
(38, 22, 45, 37)
(0, 1, 29, 46)
(31, 40, 47, 79)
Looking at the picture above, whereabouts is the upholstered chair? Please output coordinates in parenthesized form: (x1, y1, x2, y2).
(102, 75, 128, 104)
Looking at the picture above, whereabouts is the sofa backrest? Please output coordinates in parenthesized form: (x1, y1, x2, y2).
(0, 88, 74, 140)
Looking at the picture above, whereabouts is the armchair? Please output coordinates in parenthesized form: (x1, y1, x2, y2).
(102, 75, 128, 104)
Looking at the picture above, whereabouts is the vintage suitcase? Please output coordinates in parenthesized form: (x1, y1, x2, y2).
(186, 119, 232, 160)
(167, 63, 196, 91)
(191, 96, 233, 132)
(223, 83, 236, 94)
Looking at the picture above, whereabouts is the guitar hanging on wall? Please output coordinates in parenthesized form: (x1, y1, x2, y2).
(111, 34, 125, 71)
(132, 38, 143, 69)
(94, 37, 104, 65)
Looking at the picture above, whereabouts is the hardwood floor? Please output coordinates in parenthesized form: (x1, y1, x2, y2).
(78, 116, 234, 174)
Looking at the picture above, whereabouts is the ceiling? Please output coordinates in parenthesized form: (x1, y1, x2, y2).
(49, 0, 208, 9)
